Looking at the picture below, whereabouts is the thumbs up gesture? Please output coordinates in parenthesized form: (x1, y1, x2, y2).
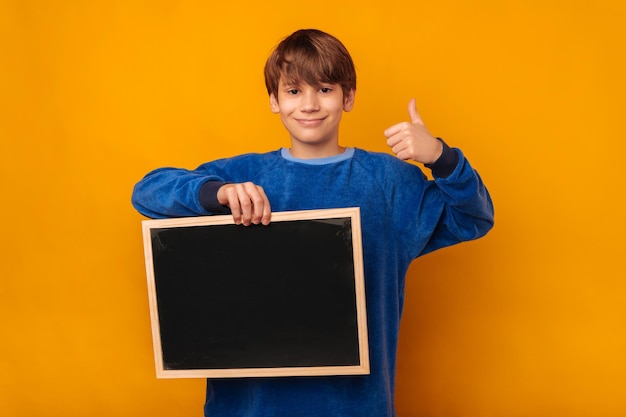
(384, 99, 443, 164)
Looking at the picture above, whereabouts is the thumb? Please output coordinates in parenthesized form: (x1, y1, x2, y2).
(408, 98, 423, 125)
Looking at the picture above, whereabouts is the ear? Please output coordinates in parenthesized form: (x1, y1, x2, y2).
(343, 89, 356, 112)
(269, 94, 280, 114)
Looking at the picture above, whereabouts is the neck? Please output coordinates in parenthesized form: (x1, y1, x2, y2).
(289, 141, 344, 159)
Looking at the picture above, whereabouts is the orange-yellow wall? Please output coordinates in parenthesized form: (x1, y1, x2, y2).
(2, 1, 625, 416)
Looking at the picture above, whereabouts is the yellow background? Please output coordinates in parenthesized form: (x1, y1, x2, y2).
(1, 1, 625, 416)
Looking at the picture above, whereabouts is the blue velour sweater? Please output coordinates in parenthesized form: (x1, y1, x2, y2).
(132, 146, 494, 417)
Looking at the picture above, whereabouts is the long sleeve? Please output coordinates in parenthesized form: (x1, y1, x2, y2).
(131, 167, 224, 219)
(131, 152, 281, 218)
(412, 148, 494, 257)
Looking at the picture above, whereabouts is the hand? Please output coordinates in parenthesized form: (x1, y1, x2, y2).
(217, 182, 271, 226)
(384, 99, 443, 164)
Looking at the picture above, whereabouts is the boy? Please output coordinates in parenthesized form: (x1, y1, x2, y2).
(132, 29, 494, 417)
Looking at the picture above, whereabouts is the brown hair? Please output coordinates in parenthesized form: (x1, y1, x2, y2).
(264, 29, 356, 98)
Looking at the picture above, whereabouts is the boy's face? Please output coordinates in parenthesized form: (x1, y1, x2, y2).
(269, 78, 355, 156)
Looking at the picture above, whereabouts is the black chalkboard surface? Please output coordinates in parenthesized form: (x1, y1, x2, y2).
(141, 207, 368, 378)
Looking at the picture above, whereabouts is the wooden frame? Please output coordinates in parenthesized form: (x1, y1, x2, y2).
(142, 207, 369, 378)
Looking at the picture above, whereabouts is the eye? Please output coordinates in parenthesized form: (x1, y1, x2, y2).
(320, 87, 332, 93)
(287, 89, 299, 95)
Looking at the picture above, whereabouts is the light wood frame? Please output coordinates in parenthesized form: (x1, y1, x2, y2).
(142, 207, 369, 378)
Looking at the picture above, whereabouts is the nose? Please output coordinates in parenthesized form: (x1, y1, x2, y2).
(300, 89, 319, 113)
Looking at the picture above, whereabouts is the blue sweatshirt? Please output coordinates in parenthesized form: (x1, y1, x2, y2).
(132, 145, 494, 417)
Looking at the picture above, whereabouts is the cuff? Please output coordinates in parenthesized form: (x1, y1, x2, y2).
(198, 181, 232, 214)
(424, 138, 459, 178)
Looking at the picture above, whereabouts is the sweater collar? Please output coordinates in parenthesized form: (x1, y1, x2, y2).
(280, 147, 354, 165)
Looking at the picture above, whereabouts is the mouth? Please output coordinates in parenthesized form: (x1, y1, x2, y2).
(295, 117, 326, 126)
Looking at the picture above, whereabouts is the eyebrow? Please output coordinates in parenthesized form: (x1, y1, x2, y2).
(281, 79, 336, 89)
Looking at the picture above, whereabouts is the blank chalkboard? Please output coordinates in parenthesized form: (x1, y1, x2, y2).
(141, 207, 368, 378)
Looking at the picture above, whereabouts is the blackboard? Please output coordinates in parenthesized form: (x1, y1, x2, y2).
(141, 207, 368, 378)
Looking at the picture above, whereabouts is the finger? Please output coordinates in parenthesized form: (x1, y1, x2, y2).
(383, 122, 403, 138)
(395, 149, 410, 161)
(386, 133, 402, 148)
(257, 186, 272, 225)
(408, 98, 424, 125)
(237, 183, 259, 226)
(225, 183, 250, 225)
(391, 141, 409, 159)
(384, 121, 414, 139)
(222, 185, 244, 225)
(244, 183, 268, 225)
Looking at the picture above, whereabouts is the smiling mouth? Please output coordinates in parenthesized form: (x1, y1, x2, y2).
(295, 117, 326, 126)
